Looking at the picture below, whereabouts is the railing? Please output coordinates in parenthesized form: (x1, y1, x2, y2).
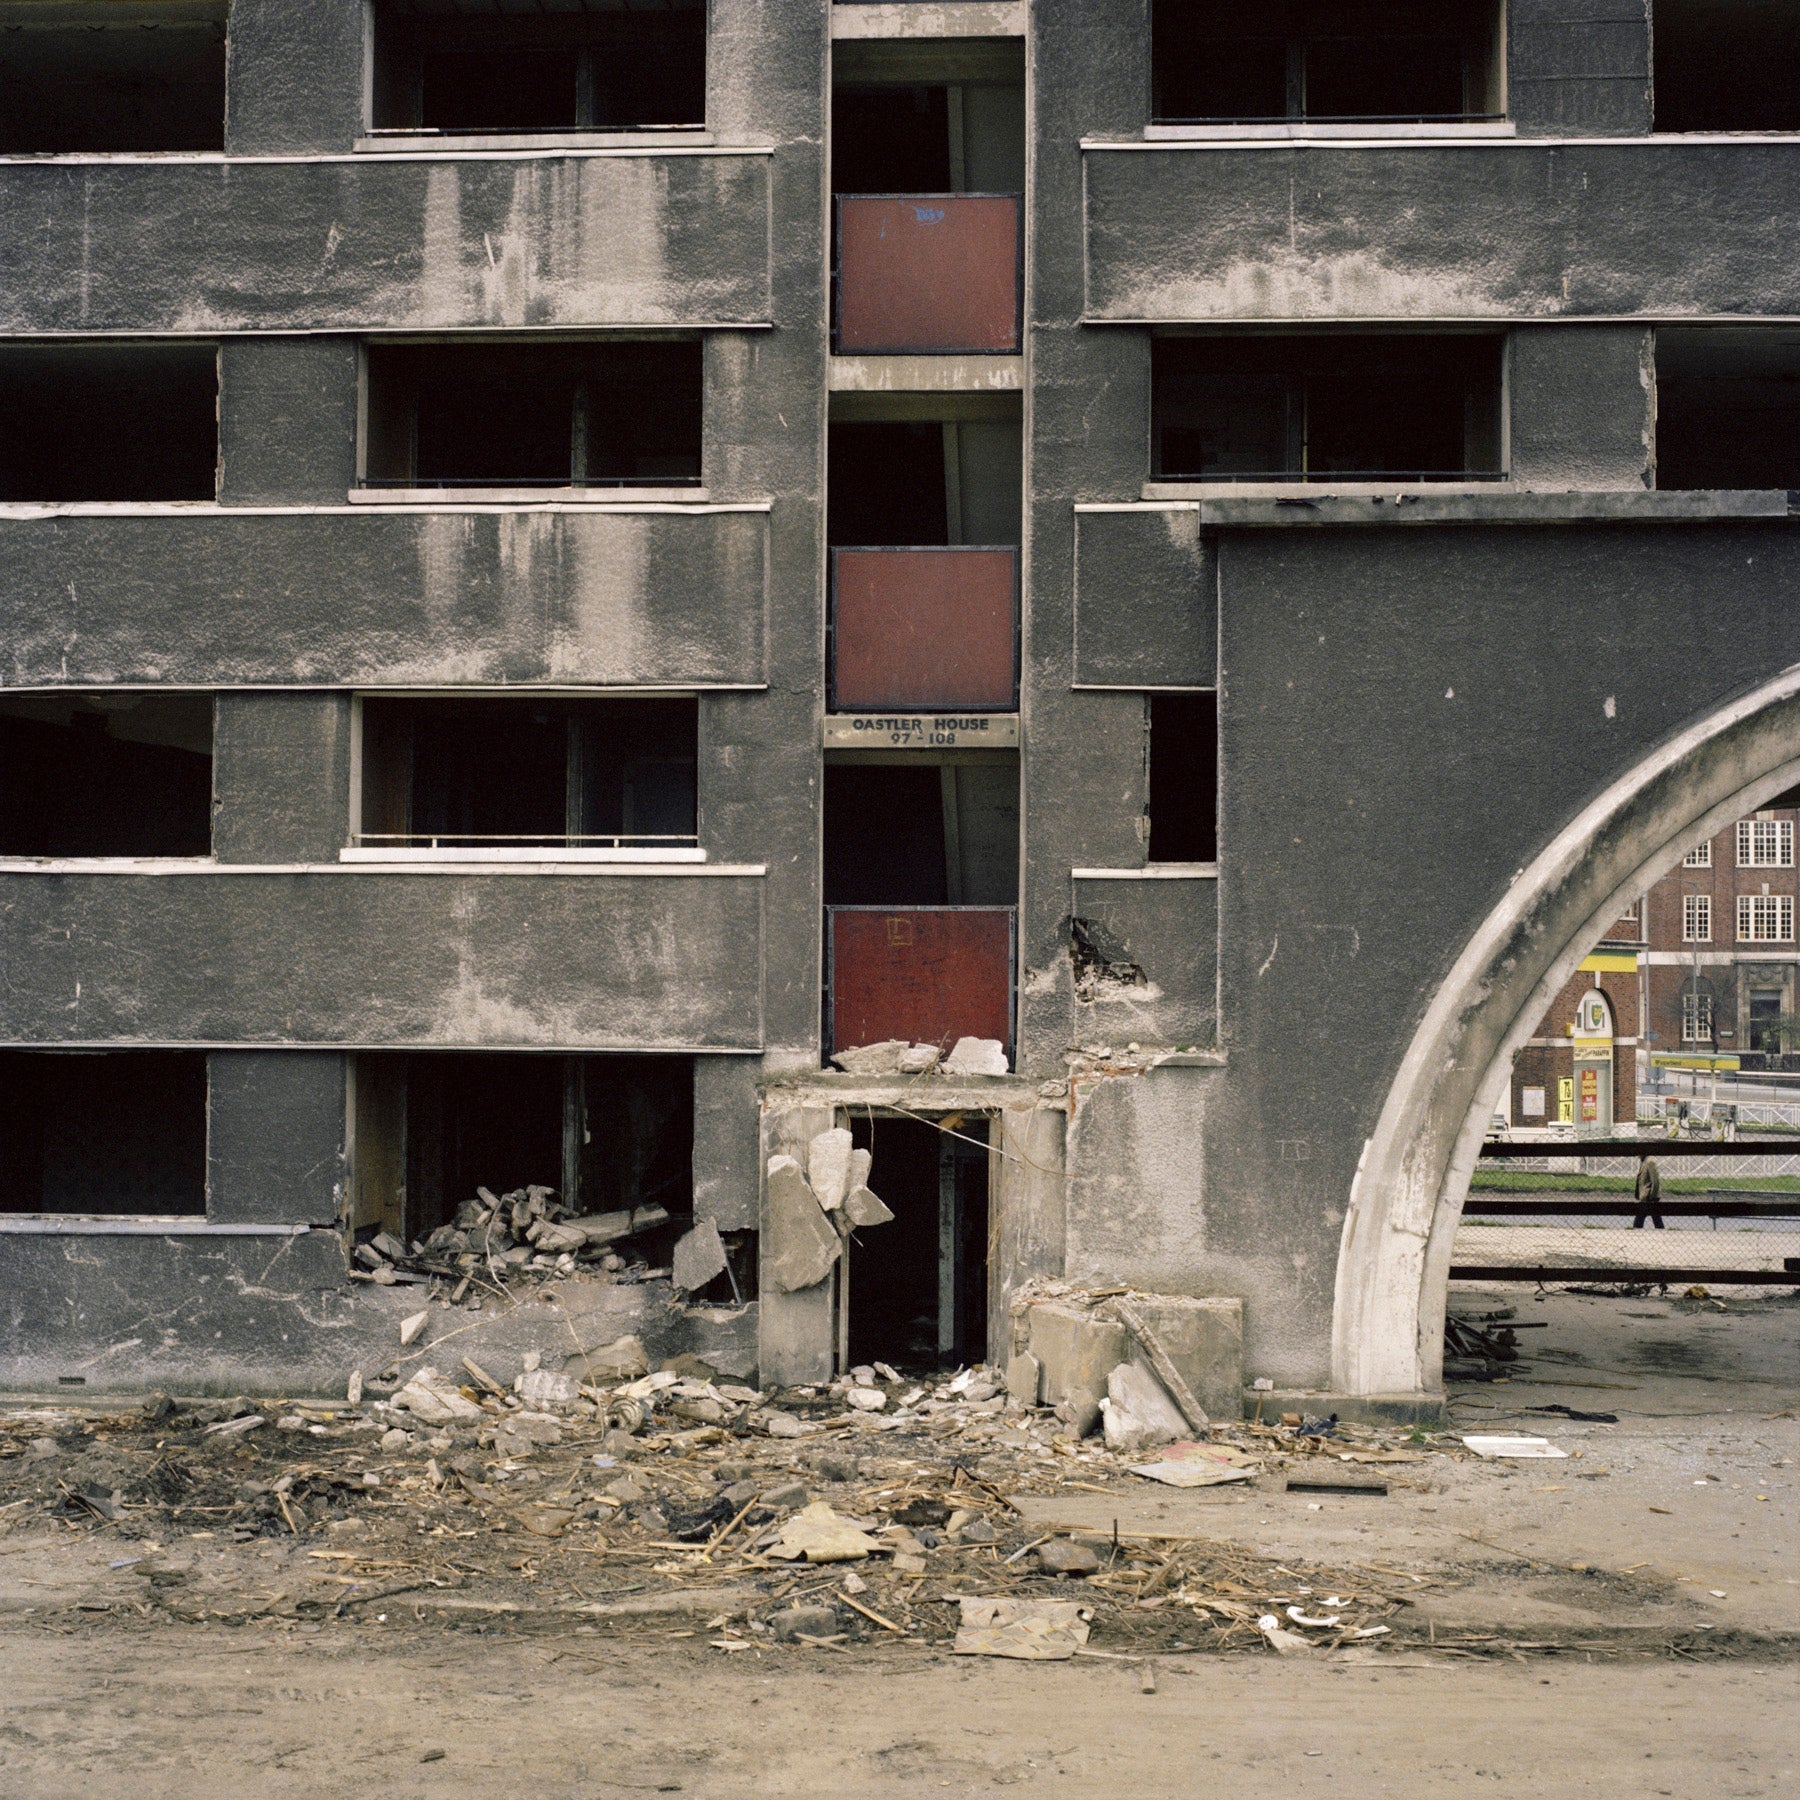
(835, 194, 1023, 355)
(343, 833, 704, 863)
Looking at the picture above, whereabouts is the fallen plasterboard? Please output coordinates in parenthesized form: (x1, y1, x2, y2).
(1461, 1434, 1568, 1459)
(953, 1597, 1092, 1660)
(1127, 1441, 1257, 1488)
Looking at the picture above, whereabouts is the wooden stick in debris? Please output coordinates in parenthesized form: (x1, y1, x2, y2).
(702, 1496, 762, 1560)
(839, 1591, 904, 1634)
(461, 1358, 506, 1397)
(1111, 1300, 1211, 1436)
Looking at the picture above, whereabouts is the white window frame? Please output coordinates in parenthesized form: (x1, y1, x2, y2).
(1683, 841, 1712, 868)
(1737, 818, 1794, 868)
(1681, 990, 1714, 1043)
(1737, 892, 1795, 943)
(1682, 892, 1711, 943)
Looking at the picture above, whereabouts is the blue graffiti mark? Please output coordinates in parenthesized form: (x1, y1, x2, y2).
(912, 206, 946, 224)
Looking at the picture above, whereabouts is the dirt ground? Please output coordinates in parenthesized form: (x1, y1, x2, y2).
(0, 1285, 1793, 1797)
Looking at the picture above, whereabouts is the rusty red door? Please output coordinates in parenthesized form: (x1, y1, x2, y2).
(828, 907, 1014, 1058)
(836, 195, 1022, 354)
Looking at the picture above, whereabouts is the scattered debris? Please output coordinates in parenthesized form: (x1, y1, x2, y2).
(1128, 1442, 1256, 1488)
(1462, 1435, 1569, 1460)
(954, 1597, 1093, 1660)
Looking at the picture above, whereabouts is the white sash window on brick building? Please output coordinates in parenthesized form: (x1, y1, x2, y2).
(1738, 892, 1795, 942)
(1737, 817, 1794, 867)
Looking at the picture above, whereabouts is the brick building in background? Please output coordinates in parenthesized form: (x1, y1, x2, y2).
(1508, 913, 1643, 1130)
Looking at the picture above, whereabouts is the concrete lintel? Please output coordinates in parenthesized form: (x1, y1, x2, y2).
(1127, 491, 1792, 528)
(830, 3, 1026, 40)
(829, 354, 1023, 394)
(764, 1072, 1052, 1113)
(1245, 1389, 1446, 1428)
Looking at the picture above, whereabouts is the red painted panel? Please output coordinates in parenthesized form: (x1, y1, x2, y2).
(829, 908, 1013, 1059)
(833, 548, 1016, 710)
(837, 195, 1022, 354)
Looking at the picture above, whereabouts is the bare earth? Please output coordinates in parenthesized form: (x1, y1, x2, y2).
(0, 1288, 1793, 1798)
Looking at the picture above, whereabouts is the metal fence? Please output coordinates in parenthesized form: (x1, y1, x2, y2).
(1453, 1138, 1800, 1287)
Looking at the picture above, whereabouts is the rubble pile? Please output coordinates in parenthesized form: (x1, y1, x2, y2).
(352, 1187, 674, 1292)
(0, 1359, 1448, 1657)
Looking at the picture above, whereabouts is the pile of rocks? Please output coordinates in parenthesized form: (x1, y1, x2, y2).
(352, 1187, 671, 1289)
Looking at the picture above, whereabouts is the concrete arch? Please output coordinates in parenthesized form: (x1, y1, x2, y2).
(1332, 663, 1800, 1400)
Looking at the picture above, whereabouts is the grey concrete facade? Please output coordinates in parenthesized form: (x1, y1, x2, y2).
(1, 0, 1795, 1407)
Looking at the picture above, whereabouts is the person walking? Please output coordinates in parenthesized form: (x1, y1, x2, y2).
(1632, 1152, 1665, 1229)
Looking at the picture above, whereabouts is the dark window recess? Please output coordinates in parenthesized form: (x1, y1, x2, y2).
(1656, 329, 1800, 490)
(0, 1052, 207, 1216)
(1653, 0, 1800, 133)
(358, 698, 697, 850)
(833, 87, 953, 194)
(823, 758, 1018, 907)
(827, 415, 1022, 547)
(846, 1113, 988, 1368)
(0, 344, 217, 503)
(363, 343, 701, 488)
(370, 1052, 693, 1243)
(1154, 334, 1503, 482)
(371, 0, 705, 133)
(0, 694, 213, 858)
(1148, 693, 1218, 863)
(1153, 0, 1503, 123)
(0, 2, 225, 153)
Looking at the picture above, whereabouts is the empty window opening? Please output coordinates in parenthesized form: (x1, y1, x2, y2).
(371, 0, 705, 135)
(844, 1113, 989, 1369)
(1154, 334, 1504, 482)
(1153, 0, 1504, 124)
(1655, 328, 1800, 490)
(1653, 0, 1800, 133)
(0, 1051, 206, 1216)
(357, 697, 697, 853)
(0, 343, 217, 502)
(0, 693, 212, 858)
(828, 406, 1022, 547)
(363, 342, 702, 489)
(0, 1, 225, 153)
(824, 755, 1018, 908)
(351, 1052, 693, 1248)
(1148, 692, 1218, 863)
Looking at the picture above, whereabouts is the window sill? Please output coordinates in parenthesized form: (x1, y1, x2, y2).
(0, 855, 215, 870)
(1073, 864, 1219, 880)
(1140, 121, 1515, 144)
(353, 130, 714, 154)
(339, 846, 707, 866)
(347, 487, 710, 507)
(1142, 479, 1505, 501)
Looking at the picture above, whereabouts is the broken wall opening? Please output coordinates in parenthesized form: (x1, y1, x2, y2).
(844, 1112, 989, 1368)
(828, 396, 1022, 548)
(1652, 0, 1800, 133)
(370, 0, 705, 134)
(356, 696, 697, 852)
(362, 342, 702, 488)
(350, 1052, 694, 1248)
(1152, 0, 1504, 124)
(1153, 332, 1504, 482)
(0, 693, 213, 858)
(0, 344, 218, 502)
(1655, 328, 1800, 491)
(0, 1051, 207, 1216)
(0, 1, 226, 152)
(1148, 692, 1218, 863)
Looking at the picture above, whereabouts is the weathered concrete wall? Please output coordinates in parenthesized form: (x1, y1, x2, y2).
(206, 1052, 345, 1226)
(223, 0, 366, 156)
(1072, 507, 1215, 688)
(0, 508, 770, 689)
(218, 338, 360, 505)
(1509, 327, 1654, 491)
(1510, 0, 1651, 137)
(0, 154, 774, 332)
(212, 694, 352, 863)
(1082, 143, 1800, 322)
(0, 869, 767, 1050)
(1070, 876, 1217, 1048)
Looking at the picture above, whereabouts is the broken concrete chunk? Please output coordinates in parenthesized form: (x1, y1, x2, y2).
(672, 1218, 729, 1293)
(1103, 1293, 1243, 1425)
(768, 1603, 842, 1642)
(829, 1040, 908, 1075)
(517, 1367, 578, 1407)
(395, 1367, 484, 1427)
(1024, 1304, 1130, 1437)
(564, 1204, 670, 1248)
(567, 1334, 649, 1381)
(764, 1156, 841, 1293)
(399, 1309, 430, 1348)
(845, 1387, 886, 1412)
(898, 1043, 941, 1073)
(1034, 1538, 1100, 1577)
(1005, 1352, 1043, 1406)
(761, 1480, 809, 1510)
(369, 1230, 408, 1263)
(1101, 1360, 1187, 1454)
(530, 1221, 589, 1256)
(842, 1184, 894, 1228)
(847, 1147, 872, 1194)
(807, 1128, 855, 1212)
(942, 1036, 1008, 1076)
(345, 1370, 363, 1406)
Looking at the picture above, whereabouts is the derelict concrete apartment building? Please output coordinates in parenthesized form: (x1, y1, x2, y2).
(1, 0, 1797, 1410)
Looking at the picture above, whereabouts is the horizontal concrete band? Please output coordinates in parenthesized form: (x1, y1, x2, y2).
(0, 154, 773, 332)
(0, 869, 767, 1049)
(0, 1219, 316, 1236)
(0, 508, 770, 688)
(1082, 140, 1800, 322)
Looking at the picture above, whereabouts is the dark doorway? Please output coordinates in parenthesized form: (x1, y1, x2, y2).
(845, 1113, 989, 1369)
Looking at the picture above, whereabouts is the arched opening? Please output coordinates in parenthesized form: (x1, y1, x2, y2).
(1333, 666, 1800, 1398)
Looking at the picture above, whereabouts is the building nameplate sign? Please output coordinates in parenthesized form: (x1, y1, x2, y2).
(823, 713, 1020, 750)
